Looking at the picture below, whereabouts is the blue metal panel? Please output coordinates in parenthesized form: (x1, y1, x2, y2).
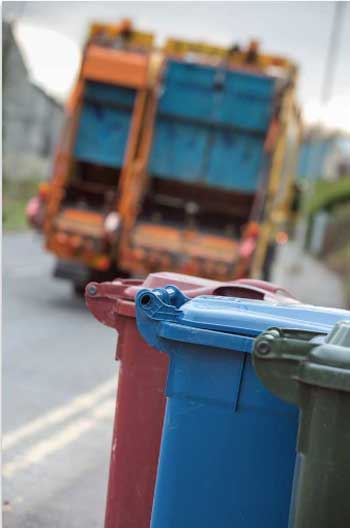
(148, 60, 276, 192)
(74, 81, 136, 168)
(158, 61, 275, 130)
(157, 61, 217, 120)
(206, 132, 265, 191)
(148, 119, 208, 182)
(218, 70, 275, 131)
(135, 287, 349, 528)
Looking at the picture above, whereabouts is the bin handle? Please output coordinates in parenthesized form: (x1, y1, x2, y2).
(212, 280, 298, 303)
(159, 321, 255, 354)
(235, 279, 297, 299)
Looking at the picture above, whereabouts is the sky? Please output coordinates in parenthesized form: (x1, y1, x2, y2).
(3, 1, 350, 132)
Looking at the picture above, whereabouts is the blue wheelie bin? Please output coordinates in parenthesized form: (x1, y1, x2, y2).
(135, 286, 350, 528)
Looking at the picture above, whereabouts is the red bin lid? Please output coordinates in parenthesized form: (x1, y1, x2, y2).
(85, 271, 297, 329)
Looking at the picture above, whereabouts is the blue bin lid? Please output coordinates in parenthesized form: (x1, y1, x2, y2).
(136, 286, 350, 355)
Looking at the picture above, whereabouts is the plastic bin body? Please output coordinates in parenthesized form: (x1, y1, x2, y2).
(135, 288, 349, 528)
(104, 309, 166, 528)
(86, 273, 293, 528)
(155, 352, 297, 528)
(253, 321, 350, 528)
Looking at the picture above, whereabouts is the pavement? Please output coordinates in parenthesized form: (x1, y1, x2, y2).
(2, 232, 346, 528)
(271, 239, 346, 309)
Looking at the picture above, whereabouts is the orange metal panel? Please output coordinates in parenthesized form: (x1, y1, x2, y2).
(57, 208, 104, 225)
(47, 236, 111, 271)
(82, 45, 149, 89)
(54, 209, 105, 238)
(118, 52, 165, 249)
(44, 94, 83, 241)
(119, 248, 238, 281)
(130, 223, 239, 257)
(119, 222, 242, 280)
(66, 78, 84, 114)
(164, 37, 296, 76)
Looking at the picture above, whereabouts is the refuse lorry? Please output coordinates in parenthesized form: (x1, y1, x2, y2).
(27, 20, 159, 293)
(135, 286, 350, 528)
(119, 38, 301, 282)
(27, 22, 300, 292)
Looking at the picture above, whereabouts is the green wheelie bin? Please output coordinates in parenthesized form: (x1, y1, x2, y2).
(253, 320, 350, 528)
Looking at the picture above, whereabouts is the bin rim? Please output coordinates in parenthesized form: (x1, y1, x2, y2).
(135, 286, 347, 355)
(85, 273, 299, 329)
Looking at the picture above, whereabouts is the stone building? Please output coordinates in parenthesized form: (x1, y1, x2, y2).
(2, 20, 64, 180)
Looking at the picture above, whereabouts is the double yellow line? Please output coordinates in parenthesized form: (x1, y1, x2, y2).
(3, 378, 117, 478)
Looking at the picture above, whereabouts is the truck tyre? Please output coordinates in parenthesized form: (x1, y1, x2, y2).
(72, 283, 86, 297)
(262, 243, 277, 282)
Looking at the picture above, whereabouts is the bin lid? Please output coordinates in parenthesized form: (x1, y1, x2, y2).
(180, 295, 348, 331)
(136, 286, 350, 355)
(85, 272, 220, 328)
(85, 272, 298, 329)
(253, 321, 350, 402)
(300, 321, 350, 391)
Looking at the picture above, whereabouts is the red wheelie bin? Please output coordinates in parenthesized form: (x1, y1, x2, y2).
(85, 272, 296, 528)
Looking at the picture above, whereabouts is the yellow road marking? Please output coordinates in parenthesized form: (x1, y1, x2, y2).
(3, 378, 116, 451)
(3, 398, 115, 478)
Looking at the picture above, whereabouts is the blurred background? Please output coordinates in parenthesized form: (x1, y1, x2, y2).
(2, 2, 350, 527)
(3, 1, 350, 285)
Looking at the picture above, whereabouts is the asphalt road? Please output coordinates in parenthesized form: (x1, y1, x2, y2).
(2, 232, 346, 528)
(3, 232, 118, 528)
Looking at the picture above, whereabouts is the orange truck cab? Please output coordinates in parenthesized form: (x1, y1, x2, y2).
(27, 23, 300, 291)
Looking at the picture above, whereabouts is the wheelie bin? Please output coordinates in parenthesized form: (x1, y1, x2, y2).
(253, 320, 350, 528)
(135, 286, 350, 528)
(85, 272, 295, 528)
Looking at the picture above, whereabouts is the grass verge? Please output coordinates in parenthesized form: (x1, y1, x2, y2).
(3, 178, 40, 231)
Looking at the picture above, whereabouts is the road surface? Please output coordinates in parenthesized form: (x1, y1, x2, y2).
(2, 232, 346, 527)
(3, 232, 117, 527)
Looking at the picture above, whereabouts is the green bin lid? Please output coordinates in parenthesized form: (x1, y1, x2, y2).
(301, 321, 350, 392)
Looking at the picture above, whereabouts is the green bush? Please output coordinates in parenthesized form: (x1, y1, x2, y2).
(306, 177, 350, 215)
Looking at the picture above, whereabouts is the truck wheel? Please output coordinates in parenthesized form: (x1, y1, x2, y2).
(262, 243, 276, 282)
(72, 283, 86, 297)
